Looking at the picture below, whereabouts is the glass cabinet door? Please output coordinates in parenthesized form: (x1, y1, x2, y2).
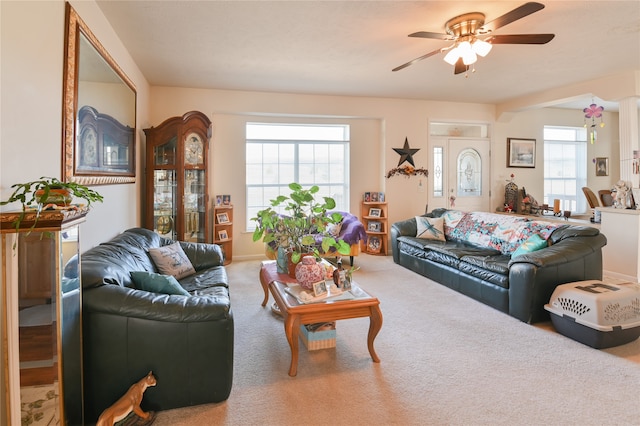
(1, 212, 85, 426)
(154, 170, 177, 241)
(154, 136, 177, 166)
(183, 169, 206, 242)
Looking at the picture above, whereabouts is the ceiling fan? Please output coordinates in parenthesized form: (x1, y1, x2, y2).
(393, 2, 555, 75)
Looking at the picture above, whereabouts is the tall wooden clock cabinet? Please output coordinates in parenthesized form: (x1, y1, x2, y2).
(144, 111, 212, 243)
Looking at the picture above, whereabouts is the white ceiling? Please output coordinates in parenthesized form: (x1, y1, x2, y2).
(96, 1, 640, 111)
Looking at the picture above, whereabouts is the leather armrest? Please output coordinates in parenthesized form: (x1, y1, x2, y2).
(391, 218, 418, 262)
(83, 284, 231, 322)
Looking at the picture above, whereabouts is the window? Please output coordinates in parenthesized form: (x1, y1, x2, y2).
(543, 126, 587, 213)
(246, 123, 350, 231)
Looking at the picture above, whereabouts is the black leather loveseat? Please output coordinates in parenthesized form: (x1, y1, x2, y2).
(81, 228, 233, 422)
(391, 209, 607, 323)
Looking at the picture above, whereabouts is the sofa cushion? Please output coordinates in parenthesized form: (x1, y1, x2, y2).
(458, 255, 511, 288)
(149, 241, 196, 279)
(130, 271, 191, 296)
(415, 216, 446, 241)
(511, 234, 549, 257)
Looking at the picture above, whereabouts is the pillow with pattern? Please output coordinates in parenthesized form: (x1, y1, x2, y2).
(415, 216, 446, 241)
(148, 242, 196, 279)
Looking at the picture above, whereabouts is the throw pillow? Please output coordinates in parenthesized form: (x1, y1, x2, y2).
(130, 271, 190, 296)
(511, 234, 549, 257)
(327, 222, 342, 237)
(415, 216, 446, 241)
(148, 242, 196, 279)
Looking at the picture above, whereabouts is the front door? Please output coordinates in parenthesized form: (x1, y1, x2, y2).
(428, 137, 491, 212)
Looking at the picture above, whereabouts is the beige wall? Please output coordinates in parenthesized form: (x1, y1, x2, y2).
(148, 87, 497, 259)
(0, 0, 150, 252)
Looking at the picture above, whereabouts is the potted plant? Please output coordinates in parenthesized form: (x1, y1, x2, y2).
(252, 183, 351, 269)
(0, 176, 103, 231)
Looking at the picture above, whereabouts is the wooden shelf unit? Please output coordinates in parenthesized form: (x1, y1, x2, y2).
(361, 201, 388, 255)
(213, 204, 233, 265)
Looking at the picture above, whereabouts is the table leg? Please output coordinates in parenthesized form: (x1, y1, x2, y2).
(259, 270, 269, 307)
(367, 305, 383, 363)
(284, 314, 301, 376)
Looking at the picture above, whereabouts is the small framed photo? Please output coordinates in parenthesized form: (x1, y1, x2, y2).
(378, 192, 385, 202)
(507, 137, 536, 168)
(312, 280, 327, 297)
(369, 208, 382, 217)
(215, 195, 223, 206)
(218, 229, 229, 241)
(367, 236, 382, 254)
(368, 221, 381, 232)
(222, 195, 231, 205)
(595, 157, 609, 176)
(364, 192, 371, 202)
(216, 212, 230, 224)
(371, 192, 379, 202)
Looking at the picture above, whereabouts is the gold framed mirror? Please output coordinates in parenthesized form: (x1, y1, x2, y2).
(62, 3, 137, 185)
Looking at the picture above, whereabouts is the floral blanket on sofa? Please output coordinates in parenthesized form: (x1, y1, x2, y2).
(445, 211, 560, 255)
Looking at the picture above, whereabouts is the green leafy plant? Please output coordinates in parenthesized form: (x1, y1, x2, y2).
(0, 176, 103, 232)
(252, 182, 351, 264)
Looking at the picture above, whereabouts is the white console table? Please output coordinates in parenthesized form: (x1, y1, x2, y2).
(596, 207, 640, 282)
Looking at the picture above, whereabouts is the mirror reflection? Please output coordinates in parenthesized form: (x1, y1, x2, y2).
(63, 3, 136, 185)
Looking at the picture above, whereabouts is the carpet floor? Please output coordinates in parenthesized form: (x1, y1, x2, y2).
(152, 255, 640, 425)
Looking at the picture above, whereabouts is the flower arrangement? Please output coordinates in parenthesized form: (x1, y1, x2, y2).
(386, 165, 429, 179)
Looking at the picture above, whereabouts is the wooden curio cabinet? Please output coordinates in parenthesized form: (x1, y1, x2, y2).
(144, 111, 212, 243)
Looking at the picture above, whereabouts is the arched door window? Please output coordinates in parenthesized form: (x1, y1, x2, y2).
(457, 148, 481, 197)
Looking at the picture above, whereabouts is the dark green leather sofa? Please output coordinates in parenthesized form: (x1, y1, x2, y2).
(391, 209, 607, 323)
(81, 228, 233, 422)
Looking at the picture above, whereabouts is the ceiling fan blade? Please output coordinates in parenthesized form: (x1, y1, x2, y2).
(409, 31, 455, 41)
(486, 34, 555, 44)
(454, 57, 468, 75)
(392, 48, 442, 72)
(479, 2, 545, 33)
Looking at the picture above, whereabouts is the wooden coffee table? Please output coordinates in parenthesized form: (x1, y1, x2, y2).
(268, 279, 383, 377)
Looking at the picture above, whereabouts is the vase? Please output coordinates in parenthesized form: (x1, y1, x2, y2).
(294, 255, 324, 290)
(35, 188, 72, 206)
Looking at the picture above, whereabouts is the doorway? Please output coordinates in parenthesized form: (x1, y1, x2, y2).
(428, 123, 491, 213)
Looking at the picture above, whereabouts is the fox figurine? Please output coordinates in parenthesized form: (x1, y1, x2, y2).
(96, 371, 157, 426)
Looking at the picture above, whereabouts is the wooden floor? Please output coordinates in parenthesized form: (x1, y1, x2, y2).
(19, 324, 57, 386)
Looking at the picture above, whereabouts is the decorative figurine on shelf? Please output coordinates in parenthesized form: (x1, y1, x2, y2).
(613, 180, 633, 209)
(96, 371, 157, 426)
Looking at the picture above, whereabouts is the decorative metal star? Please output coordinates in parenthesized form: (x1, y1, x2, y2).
(393, 137, 420, 167)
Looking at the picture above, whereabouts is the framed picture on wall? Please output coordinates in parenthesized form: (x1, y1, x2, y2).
(596, 157, 609, 176)
(507, 138, 536, 168)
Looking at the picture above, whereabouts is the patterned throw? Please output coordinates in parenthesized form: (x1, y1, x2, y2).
(447, 211, 560, 255)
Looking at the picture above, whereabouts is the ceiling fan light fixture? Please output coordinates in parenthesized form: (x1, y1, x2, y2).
(443, 47, 460, 65)
(458, 41, 477, 65)
(472, 39, 492, 57)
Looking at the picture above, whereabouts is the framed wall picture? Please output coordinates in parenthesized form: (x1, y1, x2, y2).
(218, 230, 229, 241)
(596, 157, 609, 176)
(368, 208, 382, 217)
(216, 212, 230, 224)
(507, 138, 536, 168)
(367, 236, 382, 254)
